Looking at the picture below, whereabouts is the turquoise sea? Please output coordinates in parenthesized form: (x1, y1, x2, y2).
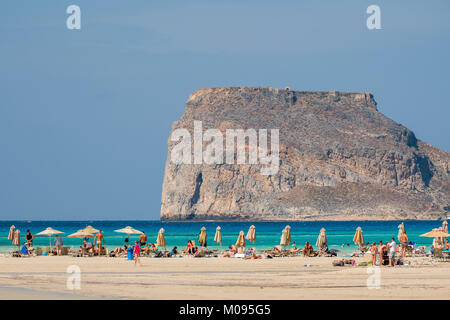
(0, 220, 445, 254)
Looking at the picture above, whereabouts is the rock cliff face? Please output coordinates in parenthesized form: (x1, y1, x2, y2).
(160, 87, 449, 221)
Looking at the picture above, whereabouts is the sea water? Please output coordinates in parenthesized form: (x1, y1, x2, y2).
(0, 220, 445, 254)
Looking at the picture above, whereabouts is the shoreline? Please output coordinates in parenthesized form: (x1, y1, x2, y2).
(1, 256, 449, 300)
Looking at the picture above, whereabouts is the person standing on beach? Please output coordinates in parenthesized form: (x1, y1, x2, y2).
(369, 242, 377, 265)
(399, 232, 409, 257)
(94, 230, 105, 256)
(388, 238, 396, 267)
(25, 230, 34, 246)
(377, 241, 385, 266)
(139, 232, 147, 246)
(54, 235, 63, 256)
(133, 241, 141, 266)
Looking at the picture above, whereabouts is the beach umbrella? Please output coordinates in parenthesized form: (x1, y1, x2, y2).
(420, 230, 449, 238)
(397, 222, 406, 242)
(443, 221, 448, 234)
(280, 229, 288, 248)
(245, 225, 256, 247)
(68, 230, 94, 247)
(114, 226, 143, 242)
(12, 229, 20, 247)
(353, 227, 365, 247)
(285, 225, 292, 244)
(36, 227, 64, 248)
(8, 225, 15, 241)
(214, 226, 222, 246)
(157, 228, 166, 249)
(82, 225, 100, 234)
(236, 230, 246, 248)
(316, 228, 327, 249)
(198, 227, 207, 248)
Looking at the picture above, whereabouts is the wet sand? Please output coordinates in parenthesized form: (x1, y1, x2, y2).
(0, 256, 449, 299)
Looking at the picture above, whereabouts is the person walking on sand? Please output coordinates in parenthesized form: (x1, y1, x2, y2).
(388, 237, 396, 267)
(133, 241, 141, 266)
(94, 230, 105, 256)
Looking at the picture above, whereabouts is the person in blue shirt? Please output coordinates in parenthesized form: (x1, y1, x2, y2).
(54, 235, 63, 256)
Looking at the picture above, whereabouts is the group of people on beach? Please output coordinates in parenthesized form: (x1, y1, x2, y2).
(13, 226, 449, 267)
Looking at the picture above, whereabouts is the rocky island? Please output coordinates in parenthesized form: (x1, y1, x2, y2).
(160, 87, 449, 221)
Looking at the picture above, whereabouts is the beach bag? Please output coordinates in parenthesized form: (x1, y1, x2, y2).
(332, 260, 344, 266)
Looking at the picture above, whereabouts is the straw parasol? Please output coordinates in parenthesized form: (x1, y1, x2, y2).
(157, 228, 166, 249)
(8, 225, 15, 241)
(353, 227, 365, 247)
(68, 230, 94, 246)
(36, 227, 64, 248)
(245, 225, 256, 247)
(214, 226, 222, 246)
(114, 226, 143, 241)
(280, 229, 288, 248)
(198, 227, 207, 248)
(420, 230, 450, 238)
(443, 221, 448, 233)
(82, 225, 100, 234)
(316, 228, 327, 249)
(236, 231, 246, 248)
(12, 229, 20, 247)
(285, 225, 292, 244)
(397, 222, 406, 241)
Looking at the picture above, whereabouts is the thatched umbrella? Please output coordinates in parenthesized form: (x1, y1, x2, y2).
(12, 229, 20, 252)
(236, 231, 246, 249)
(397, 222, 406, 242)
(157, 228, 166, 249)
(245, 225, 256, 247)
(8, 225, 15, 241)
(214, 226, 222, 247)
(316, 228, 327, 249)
(82, 225, 100, 234)
(198, 227, 207, 248)
(420, 230, 449, 238)
(285, 225, 292, 245)
(441, 221, 448, 243)
(353, 227, 365, 248)
(68, 230, 94, 247)
(36, 227, 64, 249)
(114, 226, 143, 243)
(280, 229, 288, 249)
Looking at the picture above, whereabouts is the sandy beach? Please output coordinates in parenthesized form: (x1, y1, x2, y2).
(0, 255, 449, 300)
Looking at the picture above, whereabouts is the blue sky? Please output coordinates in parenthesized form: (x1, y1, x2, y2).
(1, 1, 449, 220)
